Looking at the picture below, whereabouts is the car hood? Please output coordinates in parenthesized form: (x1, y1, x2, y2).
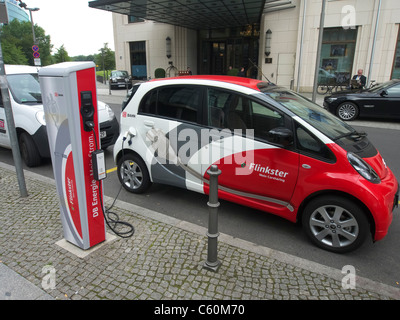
(98, 100, 114, 123)
(327, 89, 376, 99)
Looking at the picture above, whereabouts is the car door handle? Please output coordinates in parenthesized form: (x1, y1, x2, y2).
(302, 164, 311, 169)
(144, 120, 154, 128)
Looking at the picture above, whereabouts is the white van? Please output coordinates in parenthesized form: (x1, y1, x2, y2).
(0, 65, 119, 167)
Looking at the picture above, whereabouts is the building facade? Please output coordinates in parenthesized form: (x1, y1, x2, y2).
(5, 0, 29, 22)
(104, 0, 400, 92)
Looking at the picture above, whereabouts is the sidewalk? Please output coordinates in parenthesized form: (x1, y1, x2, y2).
(1, 161, 399, 301)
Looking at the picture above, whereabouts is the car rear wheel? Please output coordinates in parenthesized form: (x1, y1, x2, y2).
(302, 196, 369, 253)
(336, 102, 359, 121)
(117, 153, 151, 193)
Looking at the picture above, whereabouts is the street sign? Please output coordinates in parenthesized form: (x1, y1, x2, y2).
(33, 51, 40, 58)
(32, 45, 39, 52)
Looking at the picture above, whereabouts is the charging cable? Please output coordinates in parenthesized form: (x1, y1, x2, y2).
(90, 125, 135, 238)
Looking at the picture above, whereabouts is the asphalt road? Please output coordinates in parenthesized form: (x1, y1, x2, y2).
(1, 90, 400, 290)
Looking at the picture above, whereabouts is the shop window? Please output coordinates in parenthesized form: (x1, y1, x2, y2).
(318, 27, 357, 86)
(391, 26, 400, 79)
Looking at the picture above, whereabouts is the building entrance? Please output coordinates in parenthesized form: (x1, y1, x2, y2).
(199, 26, 260, 78)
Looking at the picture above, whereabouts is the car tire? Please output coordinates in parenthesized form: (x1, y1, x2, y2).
(302, 196, 369, 253)
(336, 102, 359, 121)
(19, 132, 42, 167)
(117, 153, 151, 193)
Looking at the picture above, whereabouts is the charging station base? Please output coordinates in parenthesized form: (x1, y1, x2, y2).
(55, 233, 117, 259)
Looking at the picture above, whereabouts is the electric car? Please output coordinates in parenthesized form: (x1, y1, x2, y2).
(113, 75, 399, 253)
(0, 65, 119, 167)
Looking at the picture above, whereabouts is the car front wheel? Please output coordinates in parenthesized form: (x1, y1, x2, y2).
(336, 102, 359, 121)
(19, 132, 42, 167)
(117, 153, 151, 193)
(302, 196, 369, 253)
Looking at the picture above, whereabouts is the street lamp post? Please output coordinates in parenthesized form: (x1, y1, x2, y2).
(27, 7, 40, 45)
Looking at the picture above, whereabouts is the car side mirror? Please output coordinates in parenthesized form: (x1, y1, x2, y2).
(268, 127, 293, 147)
(380, 89, 388, 97)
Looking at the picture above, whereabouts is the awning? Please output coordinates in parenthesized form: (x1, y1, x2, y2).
(88, 0, 268, 30)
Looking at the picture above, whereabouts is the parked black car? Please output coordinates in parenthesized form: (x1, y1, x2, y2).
(323, 79, 400, 121)
(109, 70, 132, 90)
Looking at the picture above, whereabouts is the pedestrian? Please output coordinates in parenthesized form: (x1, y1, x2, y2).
(351, 69, 366, 89)
(237, 67, 245, 77)
(187, 67, 192, 75)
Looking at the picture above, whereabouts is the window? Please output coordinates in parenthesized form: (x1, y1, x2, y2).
(295, 122, 335, 162)
(387, 83, 400, 97)
(207, 87, 285, 142)
(139, 86, 201, 123)
(392, 26, 400, 79)
(130, 41, 147, 79)
(318, 27, 357, 85)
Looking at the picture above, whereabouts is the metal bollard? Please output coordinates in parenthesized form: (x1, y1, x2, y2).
(203, 164, 222, 272)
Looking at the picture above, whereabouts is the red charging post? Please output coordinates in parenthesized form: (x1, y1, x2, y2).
(39, 62, 106, 250)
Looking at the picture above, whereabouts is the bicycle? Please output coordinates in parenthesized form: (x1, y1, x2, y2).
(317, 83, 347, 95)
(166, 62, 178, 77)
(367, 80, 378, 89)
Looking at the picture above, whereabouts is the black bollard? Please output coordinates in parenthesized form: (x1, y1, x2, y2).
(203, 164, 222, 272)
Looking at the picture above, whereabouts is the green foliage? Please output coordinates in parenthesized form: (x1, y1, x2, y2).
(53, 45, 71, 63)
(94, 43, 115, 71)
(0, 20, 116, 70)
(155, 68, 166, 78)
(0, 19, 52, 66)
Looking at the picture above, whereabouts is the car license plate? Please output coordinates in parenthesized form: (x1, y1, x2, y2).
(100, 131, 107, 138)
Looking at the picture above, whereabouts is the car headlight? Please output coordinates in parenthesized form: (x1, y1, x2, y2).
(105, 104, 115, 119)
(347, 152, 380, 184)
(325, 97, 337, 103)
(36, 111, 46, 126)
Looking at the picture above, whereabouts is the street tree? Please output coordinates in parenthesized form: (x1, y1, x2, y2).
(53, 45, 71, 63)
(0, 19, 52, 66)
(95, 43, 115, 71)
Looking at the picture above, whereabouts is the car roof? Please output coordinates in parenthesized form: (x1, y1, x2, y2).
(5, 64, 40, 75)
(150, 75, 267, 91)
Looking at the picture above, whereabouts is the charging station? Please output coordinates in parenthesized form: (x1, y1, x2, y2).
(39, 62, 106, 250)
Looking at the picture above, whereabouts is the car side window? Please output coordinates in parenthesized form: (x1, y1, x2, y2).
(249, 100, 285, 141)
(295, 122, 336, 162)
(139, 85, 201, 123)
(386, 83, 400, 97)
(207, 88, 286, 142)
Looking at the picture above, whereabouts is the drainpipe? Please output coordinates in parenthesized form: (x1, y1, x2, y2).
(296, 0, 307, 92)
(312, 0, 326, 102)
(367, 0, 382, 87)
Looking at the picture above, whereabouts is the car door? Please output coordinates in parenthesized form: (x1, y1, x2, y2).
(381, 82, 400, 118)
(137, 84, 205, 191)
(200, 87, 299, 209)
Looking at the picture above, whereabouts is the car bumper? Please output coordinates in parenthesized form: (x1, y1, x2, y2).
(110, 81, 132, 89)
(364, 169, 399, 242)
(100, 117, 119, 149)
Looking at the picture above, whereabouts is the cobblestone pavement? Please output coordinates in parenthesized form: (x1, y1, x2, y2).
(1, 162, 399, 301)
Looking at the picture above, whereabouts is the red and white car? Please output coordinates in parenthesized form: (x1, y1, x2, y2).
(113, 75, 399, 253)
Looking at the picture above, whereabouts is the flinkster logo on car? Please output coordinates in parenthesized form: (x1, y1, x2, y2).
(248, 162, 289, 183)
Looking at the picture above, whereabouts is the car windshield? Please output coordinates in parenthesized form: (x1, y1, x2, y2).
(7, 73, 42, 104)
(112, 71, 128, 77)
(261, 86, 356, 141)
